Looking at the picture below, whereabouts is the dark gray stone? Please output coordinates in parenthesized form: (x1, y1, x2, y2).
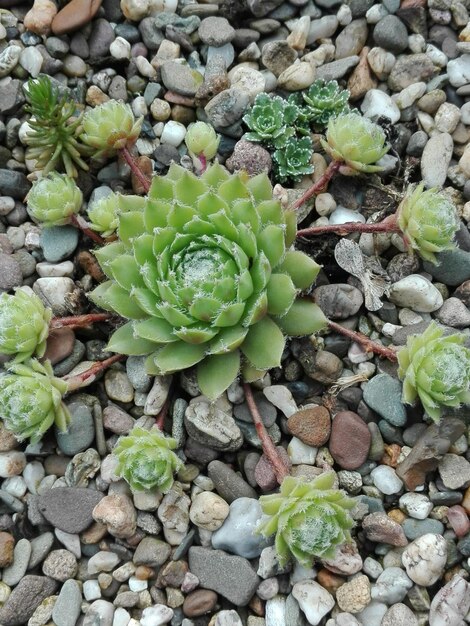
(89, 18, 115, 58)
(373, 15, 409, 53)
(38, 487, 104, 533)
(363, 373, 407, 427)
(0, 169, 30, 199)
(423, 249, 470, 286)
(188, 547, 259, 605)
(0, 78, 24, 115)
(208, 460, 257, 503)
(0, 576, 58, 626)
(56, 398, 95, 455)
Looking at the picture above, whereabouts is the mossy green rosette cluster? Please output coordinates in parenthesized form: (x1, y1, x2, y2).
(243, 93, 299, 149)
(81, 101, 143, 159)
(398, 322, 470, 422)
(0, 359, 70, 443)
(26, 173, 83, 227)
(90, 163, 327, 399)
(113, 426, 183, 492)
(0, 289, 51, 362)
(258, 473, 355, 566)
(300, 79, 351, 128)
(321, 112, 389, 174)
(396, 183, 459, 264)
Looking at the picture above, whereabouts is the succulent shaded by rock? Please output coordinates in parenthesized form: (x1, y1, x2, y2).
(397, 322, 470, 422)
(273, 136, 314, 183)
(0, 359, 70, 443)
(185, 121, 220, 159)
(257, 473, 355, 566)
(301, 80, 351, 128)
(243, 93, 299, 149)
(0, 288, 51, 362)
(87, 193, 145, 239)
(90, 163, 327, 399)
(113, 426, 183, 492)
(80, 101, 143, 159)
(320, 112, 389, 174)
(396, 183, 459, 265)
(23, 76, 90, 178)
(26, 172, 83, 227)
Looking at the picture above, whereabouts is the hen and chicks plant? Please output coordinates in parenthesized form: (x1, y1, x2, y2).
(26, 172, 83, 227)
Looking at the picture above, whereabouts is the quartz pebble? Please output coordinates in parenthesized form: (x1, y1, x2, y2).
(402, 533, 447, 586)
(292, 580, 334, 625)
(429, 574, 470, 626)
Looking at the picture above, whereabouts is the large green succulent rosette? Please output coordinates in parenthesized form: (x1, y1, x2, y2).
(0, 288, 51, 362)
(113, 426, 183, 492)
(89, 163, 327, 399)
(398, 322, 470, 422)
(397, 183, 459, 265)
(258, 473, 355, 566)
(0, 359, 70, 443)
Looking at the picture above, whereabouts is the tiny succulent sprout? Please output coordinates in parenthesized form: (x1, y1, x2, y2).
(26, 172, 83, 227)
(87, 194, 120, 238)
(257, 473, 355, 566)
(243, 93, 299, 148)
(90, 163, 327, 399)
(0, 288, 51, 362)
(0, 359, 70, 443)
(185, 122, 220, 160)
(81, 101, 143, 159)
(397, 321, 470, 422)
(320, 112, 389, 174)
(396, 183, 460, 264)
(113, 426, 183, 492)
(23, 76, 90, 178)
(273, 136, 314, 183)
(301, 79, 351, 128)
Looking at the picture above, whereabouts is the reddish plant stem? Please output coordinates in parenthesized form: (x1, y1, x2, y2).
(50, 313, 112, 330)
(291, 159, 342, 211)
(297, 214, 401, 238)
(243, 383, 290, 484)
(327, 320, 398, 362)
(70, 214, 106, 245)
(121, 146, 151, 193)
(64, 354, 125, 391)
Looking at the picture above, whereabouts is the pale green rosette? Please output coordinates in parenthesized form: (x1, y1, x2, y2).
(258, 473, 355, 566)
(0, 359, 70, 443)
(397, 183, 459, 264)
(87, 193, 145, 238)
(185, 122, 220, 159)
(89, 163, 327, 399)
(398, 321, 470, 422)
(26, 172, 83, 227)
(81, 101, 143, 159)
(113, 426, 183, 492)
(0, 288, 51, 362)
(320, 112, 389, 173)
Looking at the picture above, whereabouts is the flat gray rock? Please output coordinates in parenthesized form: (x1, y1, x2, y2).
(38, 487, 104, 534)
(0, 575, 58, 626)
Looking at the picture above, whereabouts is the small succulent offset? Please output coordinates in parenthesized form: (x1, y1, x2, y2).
(0, 359, 70, 443)
(0, 288, 51, 362)
(273, 136, 314, 183)
(26, 173, 83, 227)
(113, 426, 183, 492)
(257, 473, 355, 566)
(87, 193, 145, 239)
(23, 76, 90, 178)
(185, 121, 220, 160)
(396, 183, 459, 264)
(321, 112, 389, 174)
(301, 80, 351, 128)
(243, 94, 299, 148)
(90, 163, 327, 399)
(81, 101, 143, 159)
(398, 322, 470, 422)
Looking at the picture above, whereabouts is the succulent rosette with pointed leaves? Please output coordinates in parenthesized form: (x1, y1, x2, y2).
(0, 359, 70, 443)
(81, 101, 143, 159)
(185, 121, 220, 159)
(90, 163, 327, 399)
(243, 93, 299, 148)
(398, 322, 470, 422)
(396, 183, 459, 264)
(26, 172, 83, 227)
(273, 136, 314, 183)
(258, 473, 355, 566)
(87, 192, 145, 238)
(113, 426, 183, 492)
(0, 288, 51, 362)
(320, 112, 389, 174)
(301, 79, 351, 128)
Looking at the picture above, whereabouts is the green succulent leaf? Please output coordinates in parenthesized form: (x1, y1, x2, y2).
(276, 300, 328, 336)
(106, 322, 160, 355)
(241, 317, 285, 371)
(197, 351, 241, 400)
(278, 251, 321, 289)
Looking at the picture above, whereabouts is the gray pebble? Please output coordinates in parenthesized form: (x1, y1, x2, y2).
(0, 168, 30, 198)
(0, 575, 58, 626)
(402, 518, 445, 540)
(40, 226, 79, 263)
(208, 460, 257, 503)
(198, 16, 235, 46)
(38, 487, 104, 534)
(363, 373, 407, 426)
(42, 549, 77, 581)
(2, 538, 31, 586)
(315, 55, 360, 80)
(373, 15, 409, 53)
(56, 397, 95, 456)
(212, 497, 270, 558)
(0, 252, 22, 291)
(313, 283, 363, 319)
(52, 579, 82, 626)
(423, 249, 470, 286)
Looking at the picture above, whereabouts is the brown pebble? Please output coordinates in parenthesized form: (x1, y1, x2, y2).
(135, 565, 155, 580)
(248, 594, 265, 616)
(77, 250, 106, 282)
(43, 455, 70, 477)
(183, 589, 218, 617)
(131, 155, 153, 195)
(52, 0, 102, 35)
(381, 443, 401, 468)
(158, 560, 188, 588)
(287, 406, 331, 447)
(43, 327, 75, 365)
(462, 485, 470, 514)
(316, 568, 345, 595)
(387, 509, 406, 525)
(0, 532, 15, 567)
(80, 521, 109, 544)
(362, 512, 408, 546)
(254, 447, 291, 491)
(347, 46, 377, 101)
(329, 411, 371, 470)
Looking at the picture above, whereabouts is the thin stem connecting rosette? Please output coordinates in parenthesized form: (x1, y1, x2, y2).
(89, 163, 328, 399)
(0, 359, 70, 443)
(257, 472, 355, 566)
(397, 321, 470, 422)
(113, 426, 183, 492)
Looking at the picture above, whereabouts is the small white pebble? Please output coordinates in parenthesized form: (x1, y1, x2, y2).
(83, 579, 102, 601)
(128, 576, 148, 592)
(160, 120, 186, 147)
(110, 36, 131, 60)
